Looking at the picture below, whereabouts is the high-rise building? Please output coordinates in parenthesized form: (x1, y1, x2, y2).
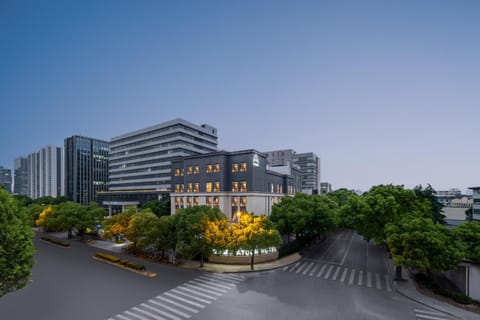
(109, 118, 218, 192)
(65, 135, 109, 205)
(27, 146, 64, 199)
(0, 166, 12, 193)
(13, 157, 28, 195)
(468, 186, 480, 221)
(266, 149, 320, 194)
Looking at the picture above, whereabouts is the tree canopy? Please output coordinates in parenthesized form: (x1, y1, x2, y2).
(0, 188, 35, 298)
(452, 221, 480, 264)
(141, 199, 171, 218)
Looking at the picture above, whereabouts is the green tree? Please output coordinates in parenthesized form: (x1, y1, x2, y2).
(141, 199, 171, 218)
(175, 206, 225, 267)
(53, 202, 104, 239)
(452, 221, 480, 264)
(102, 211, 134, 241)
(413, 184, 446, 225)
(27, 203, 46, 226)
(0, 188, 35, 298)
(232, 213, 281, 270)
(465, 207, 473, 222)
(386, 217, 465, 278)
(337, 194, 371, 230)
(327, 188, 357, 207)
(124, 210, 160, 250)
(156, 215, 177, 259)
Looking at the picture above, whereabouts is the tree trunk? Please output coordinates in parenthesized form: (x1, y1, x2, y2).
(200, 254, 204, 267)
(68, 229, 72, 239)
(250, 249, 255, 270)
(395, 266, 403, 280)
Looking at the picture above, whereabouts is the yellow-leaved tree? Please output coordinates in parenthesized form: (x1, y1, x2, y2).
(205, 218, 232, 255)
(35, 206, 53, 231)
(231, 213, 281, 270)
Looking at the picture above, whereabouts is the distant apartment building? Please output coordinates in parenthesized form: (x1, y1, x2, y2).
(468, 186, 480, 221)
(0, 166, 12, 193)
(435, 188, 468, 207)
(266, 149, 320, 194)
(109, 119, 218, 192)
(14, 157, 28, 195)
(170, 149, 302, 219)
(27, 146, 64, 199)
(320, 182, 332, 195)
(65, 135, 109, 205)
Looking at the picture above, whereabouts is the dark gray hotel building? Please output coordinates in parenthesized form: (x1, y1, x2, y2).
(0, 166, 12, 193)
(65, 135, 109, 205)
(14, 157, 28, 195)
(170, 149, 302, 219)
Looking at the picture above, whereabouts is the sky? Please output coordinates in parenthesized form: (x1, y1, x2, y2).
(1, 0, 479, 193)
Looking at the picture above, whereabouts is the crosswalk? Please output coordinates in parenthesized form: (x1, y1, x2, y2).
(107, 273, 245, 320)
(414, 309, 454, 320)
(282, 260, 392, 292)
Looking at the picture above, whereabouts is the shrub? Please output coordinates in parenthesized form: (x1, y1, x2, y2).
(41, 236, 70, 247)
(95, 252, 146, 271)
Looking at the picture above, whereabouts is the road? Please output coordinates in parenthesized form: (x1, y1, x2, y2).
(0, 230, 457, 320)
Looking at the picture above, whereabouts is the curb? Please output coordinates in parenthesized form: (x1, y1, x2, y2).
(40, 239, 71, 249)
(93, 256, 157, 278)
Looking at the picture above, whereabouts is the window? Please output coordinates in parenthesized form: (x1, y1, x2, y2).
(193, 183, 199, 192)
(214, 181, 220, 192)
(175, 197, 184, 209)
(277, 184, 281, 193)
(180, 184, 184, 192)
(193, 165, 200, 174)
(213, 196, 220, 207)
(232, 181, 239, 192)
(206, 196, 213, 206)
(213, 164, 220, 173)
(232, 197, 238, 206)
(187, 166, 193, 175)
(187, 196, 193, 207)
(232, 163, 239, 173)
(193, 196, 199, 206)
(174, 169, 181, 177)
(206, 164, 213, 173)
(270, 183, 274, 193)
(241, 181, 247, 192)
(187, 183, 193, 192)
(206, 182, 213, 193)
(240, 163, 247, 172)
(175, 184, 181, 193)
(279, 185, 283, 193)
(240, 196, 247, 207)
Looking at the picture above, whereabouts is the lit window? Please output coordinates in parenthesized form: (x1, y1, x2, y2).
(206, 196, 213, 206)
(277, 184, 281, 193)
(175, 184, 181, 193)
(180, 169, 184, 176)
(271, 183, 274, 193)
(232, 182, 239, 192)
(187, 166, 193, 175)
(214, 181, 220, 192)
(187, 197, 193, 207)
(279, 185, 283, 193)
(241, 181, 247, 192)
(194, 196, 199, 206)
(194, 165, 200, 174)
(232, 163, 239, 173)
(175, 169, 181, 177)
(194, 183, 199, 192)
(187, 183, 193, 192)
(240, 196, 247, 207)
(240, 163, 247, 172)
(213, 196, 220, 207)
(232, 197, 238, 206)
(214, 164, 220, 173)
(180, 184, 184, 192)
(206, 164, 213, 173)
(206, 182, 213, 193)
(175, 197, 184, 209)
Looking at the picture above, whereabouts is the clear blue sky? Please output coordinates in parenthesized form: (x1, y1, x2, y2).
(1, 0, 479, 193)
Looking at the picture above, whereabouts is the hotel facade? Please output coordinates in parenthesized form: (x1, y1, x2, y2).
(170, 149, 302, 219)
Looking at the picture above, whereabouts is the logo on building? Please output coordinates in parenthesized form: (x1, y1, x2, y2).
(253, 154, 260, 167)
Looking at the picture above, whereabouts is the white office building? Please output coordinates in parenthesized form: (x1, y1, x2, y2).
(109, 118, 218, 191)
(27, 146, 64, 199)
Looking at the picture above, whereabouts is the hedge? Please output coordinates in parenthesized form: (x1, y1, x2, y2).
(41, 236, 70, 247)
(95, 252, 146, 271)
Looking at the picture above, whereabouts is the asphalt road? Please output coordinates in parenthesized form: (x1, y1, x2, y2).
(0, 230, 457, 320)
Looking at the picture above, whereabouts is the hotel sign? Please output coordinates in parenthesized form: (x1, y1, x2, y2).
(253, 154, 260, 167)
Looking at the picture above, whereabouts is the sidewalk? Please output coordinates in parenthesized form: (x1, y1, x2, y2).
(180, 253, 302, 273)
(384, 253, 479, 320)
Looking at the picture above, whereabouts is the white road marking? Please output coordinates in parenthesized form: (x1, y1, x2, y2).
(143, 301, 191, 318)
(385, 275, 392, 292)
(188, 281, 228, 293)
(124, 310, 150, 320)
(165, 291, 208, 307)
(295, 262, 308, 274)
(206, 273, 242, 283)
(195, 278, 234, 290)
(179, 285, 219, 299)
(288, 262, 301, 272)
(414, 309, 446, 316)
(171, 289, 213, 303)
(115, 315, 131, 320)
(340, 232, 355, 266)
(332, 266, 341, 280)
(133, 306, 169, 320)
(200, 274, 237, 286)
(156, 296, 199, 313)
(349, 269, 356, 285)
(138, 304, 181, 320)
(324, 265, 334, 279)
(309, 264, 319, 276)
(302, 262, 315, 275)
(316, 264, 327, 277)
(340, 268, 348, 283)
(415, 313, 450, 320)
